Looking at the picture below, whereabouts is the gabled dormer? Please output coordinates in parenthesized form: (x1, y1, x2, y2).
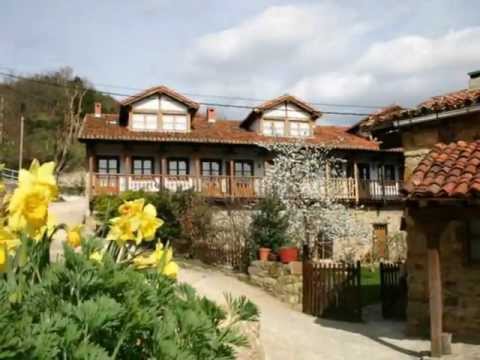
(119, 86, 199, 132)
(241, 94, 321, 138)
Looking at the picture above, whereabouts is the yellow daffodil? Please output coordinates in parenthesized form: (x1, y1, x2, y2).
(118, 198, 144, 217)
(0, 226, 20, 273)
(7, 160, 58, 238)
(0, 243, 7, 273)
(136, 204, 163, 244)
(132, 243, 178, 278)
(89, 251, 103, 264)
(67, 225, 82, 248)
(107, 199, 163, 246)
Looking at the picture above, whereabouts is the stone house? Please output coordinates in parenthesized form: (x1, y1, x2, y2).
(349, 70, 480, 180)
(78, 85, 406, 260)
(403, 140, 480, 356)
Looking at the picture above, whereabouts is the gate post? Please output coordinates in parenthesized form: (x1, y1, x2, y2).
(356, 261, 362, 321)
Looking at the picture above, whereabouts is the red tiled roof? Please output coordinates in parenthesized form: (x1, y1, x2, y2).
(119, 85, 199, 109)
(355, 88, 480, 132)
(348, 105, 404, 133)
(78, 113, 389, 152)
(403, 140, 480, 198)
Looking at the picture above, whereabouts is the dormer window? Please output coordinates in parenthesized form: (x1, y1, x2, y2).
(290, 121, 311, 137)
(263, 120, 285, 136)
(163, 114, 188, 132)
(132, 113, 158, 131)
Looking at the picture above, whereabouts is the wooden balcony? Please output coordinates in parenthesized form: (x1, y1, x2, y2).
(90, 173, 404, 202)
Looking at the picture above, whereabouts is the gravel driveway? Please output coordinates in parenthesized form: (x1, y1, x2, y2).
(178, 265, 431, 360)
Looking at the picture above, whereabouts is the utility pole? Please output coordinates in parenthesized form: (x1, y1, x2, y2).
(0, 96, 4, 144)
(18, 103, 25, 170)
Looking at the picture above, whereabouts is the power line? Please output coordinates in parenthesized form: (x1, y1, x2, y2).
(0, 71, 373, 116)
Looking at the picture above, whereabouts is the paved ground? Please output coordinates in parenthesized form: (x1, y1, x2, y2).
(178, 265, 432, 360)
(49, 196, 89, 260)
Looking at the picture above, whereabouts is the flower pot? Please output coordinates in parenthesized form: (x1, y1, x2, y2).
(259, 247, 271, 261)
(278, 246, 298, 264)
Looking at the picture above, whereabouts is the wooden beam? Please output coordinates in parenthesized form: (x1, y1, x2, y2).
(427, 235, 443, 358)
(353, 159, 359, 204)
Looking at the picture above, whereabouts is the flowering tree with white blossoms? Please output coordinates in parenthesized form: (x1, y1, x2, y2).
(263, 141, 370, 262)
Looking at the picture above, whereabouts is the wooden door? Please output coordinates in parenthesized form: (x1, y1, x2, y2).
(373, 224, 388, 259)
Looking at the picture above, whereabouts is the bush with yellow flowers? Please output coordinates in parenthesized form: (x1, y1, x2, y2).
(0, 160, 258, 359)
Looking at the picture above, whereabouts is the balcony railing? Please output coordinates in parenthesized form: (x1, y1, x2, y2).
(90, 173, 404, 201)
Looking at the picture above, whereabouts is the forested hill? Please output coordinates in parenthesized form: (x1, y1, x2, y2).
(0, 67, 117, 172)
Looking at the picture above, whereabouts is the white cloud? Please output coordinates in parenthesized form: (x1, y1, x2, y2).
(355, 27, 480, 75)
(290, 72, 375, 101)
(179, 3, 480, 123)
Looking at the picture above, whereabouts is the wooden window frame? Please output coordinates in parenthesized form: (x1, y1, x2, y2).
(262, 119, 285, 137)
(358, 163, 371, 180)
(234, 160, 254, 177)
(162, 113, 188, 132)
(201, 159, 222, 176)
(97, 156, 119, 174)
(167, 158, 190, 176)
(132, 157, 154, 175)
(131, 112, 158, 131)
(289, 120, 311, 137)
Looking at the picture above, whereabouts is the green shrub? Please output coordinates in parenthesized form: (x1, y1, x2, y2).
(250, 194, 290, 253)
(0, 243, 258, 359)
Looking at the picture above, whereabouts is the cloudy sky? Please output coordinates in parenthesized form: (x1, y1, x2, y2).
(2, 0, 480, 124)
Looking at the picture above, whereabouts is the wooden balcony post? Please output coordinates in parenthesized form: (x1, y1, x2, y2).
(124, 152, 132, 191)
(161, 157, 167, 191)
(193, 156, 200, 191)
(325, 161, 330, 197)
(229, 159, 234, 198)
(427, 231, 443, 358)
(353, 160, 359, 203)
(86, 150, 95, 200)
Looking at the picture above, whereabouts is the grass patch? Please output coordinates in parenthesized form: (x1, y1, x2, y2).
(361, 266, 381, 306)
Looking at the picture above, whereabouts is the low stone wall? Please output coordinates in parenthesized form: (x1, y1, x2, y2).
(248, 260, 303, 310)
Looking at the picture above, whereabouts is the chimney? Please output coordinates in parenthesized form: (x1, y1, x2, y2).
(468, 70, 480, 89)
(94, 102, 102, 117)
(207, 107, 216, 123)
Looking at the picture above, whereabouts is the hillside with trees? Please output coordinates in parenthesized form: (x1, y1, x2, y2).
(0, 67, 117, 172)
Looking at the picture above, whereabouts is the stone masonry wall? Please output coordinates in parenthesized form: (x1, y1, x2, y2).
(406, 217, 480, 337)
(248, 261, 303, 310)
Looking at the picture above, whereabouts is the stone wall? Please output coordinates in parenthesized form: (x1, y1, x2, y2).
(406, 213, 480, 337)
(248, 260, 303, 310)
(401, 112, 480, 180)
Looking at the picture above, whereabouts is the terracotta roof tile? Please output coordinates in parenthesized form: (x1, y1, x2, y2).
(403, 140, 480, 198)
(355, 88, 480, 132)
(78, 113, 392, 152)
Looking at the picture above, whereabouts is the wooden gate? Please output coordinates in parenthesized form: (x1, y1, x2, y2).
(303, 261, 362, 322)
(193, 239, 250, 272)
(380, 262, 407, 319)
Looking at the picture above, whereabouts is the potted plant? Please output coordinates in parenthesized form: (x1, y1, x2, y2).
(250, 194, 290, 261)
(278, 240, 299, 264)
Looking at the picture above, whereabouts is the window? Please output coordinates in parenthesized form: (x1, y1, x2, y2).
(234, 160, 254, 177)
(97, 157, 119, 174)
(358, 163, 370, 180)
(131, 113, 158, 131)
(316, 233, 333, 259)
(290, 121, 311, 137)
(132, 157, 153, 175)
(379, 164, 395, 181)
(163, 114, 187, 132)
(263, 120, 285, 136)
(201, 160, 222, 176)
(167, 158, 189, 176)
(467, 220, 480, 263)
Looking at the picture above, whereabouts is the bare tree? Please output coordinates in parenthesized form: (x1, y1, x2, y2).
(54, 68, 88, 173)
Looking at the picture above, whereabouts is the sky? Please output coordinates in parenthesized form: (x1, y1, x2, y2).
(2, 0, 480, 125)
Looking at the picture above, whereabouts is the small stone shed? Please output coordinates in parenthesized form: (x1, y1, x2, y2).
(403, 141, 480, 357)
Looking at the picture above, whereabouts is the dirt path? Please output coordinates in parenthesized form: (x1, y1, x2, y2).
(178, 265, 430, 360)
(49, 196, 89, 260)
